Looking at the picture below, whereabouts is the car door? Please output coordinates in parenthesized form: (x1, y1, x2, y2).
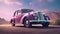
(14, 10, 23, 23)
(16, 11, 23, 23)
(13, 11, 19, 23)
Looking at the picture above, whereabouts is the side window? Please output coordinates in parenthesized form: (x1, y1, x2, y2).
(14, 11, 18, 16)
(15, 12, 18, 16)
(13, 10, 21, 16)
(17, 11, 21, 15)
(18, 13, 21, 15)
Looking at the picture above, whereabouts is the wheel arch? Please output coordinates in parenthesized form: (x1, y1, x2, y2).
(22, 17, 27, 24)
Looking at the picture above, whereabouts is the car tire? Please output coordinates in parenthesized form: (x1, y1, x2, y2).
(24, 18, 32, 28)
(11, 20, 15, 26)
(42, 22, 49, 28)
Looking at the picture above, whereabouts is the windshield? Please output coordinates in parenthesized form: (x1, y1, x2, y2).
(21, 9, 34, 13)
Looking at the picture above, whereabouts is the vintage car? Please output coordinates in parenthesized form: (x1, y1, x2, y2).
(10, 9, 50, 28)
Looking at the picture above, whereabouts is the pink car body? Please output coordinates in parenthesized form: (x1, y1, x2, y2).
(11, 9, 37, 24)
(10, 9, 50, 28)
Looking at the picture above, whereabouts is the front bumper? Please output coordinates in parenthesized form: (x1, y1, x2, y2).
(29, 20, 51, 23)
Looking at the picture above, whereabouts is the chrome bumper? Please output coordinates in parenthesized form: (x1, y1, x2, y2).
(29, 20, 51, 22)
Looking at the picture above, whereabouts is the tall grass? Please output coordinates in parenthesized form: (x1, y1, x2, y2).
(55, 18, 60, 25)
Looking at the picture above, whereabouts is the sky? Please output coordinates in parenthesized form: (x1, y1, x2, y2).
(0, 0, 60, 21)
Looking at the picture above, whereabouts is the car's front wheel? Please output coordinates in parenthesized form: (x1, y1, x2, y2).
(42, 22, 49, 28)
(24, 18, 32, 28)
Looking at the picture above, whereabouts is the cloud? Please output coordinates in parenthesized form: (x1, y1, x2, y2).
(15, 2, 22, 5)
(29, 0, 47, 10)
(47, 0, 54, 2)
(0, 0, 23, 5)
(29, 0, 54, 10)
(0, 0, 2, 2)
(36, 0, 54, 3)
(36, 0, 44, 2)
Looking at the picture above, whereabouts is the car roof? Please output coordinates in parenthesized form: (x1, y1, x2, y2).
(15, 9, 34, 13)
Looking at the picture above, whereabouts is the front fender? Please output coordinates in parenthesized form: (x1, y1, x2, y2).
(19, 13, 28, 24)
(19, 13, 33, 24)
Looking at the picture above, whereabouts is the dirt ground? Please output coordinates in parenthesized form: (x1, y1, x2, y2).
(0, 24, 60, 34)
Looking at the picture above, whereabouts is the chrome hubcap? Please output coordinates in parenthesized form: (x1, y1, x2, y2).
(25, 20, 29, 27)
(26, 20, 28, 25)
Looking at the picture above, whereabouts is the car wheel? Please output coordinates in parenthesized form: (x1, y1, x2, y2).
(11, 20, 15, 26)
(42, 22, 49, 28)
(24, 18, 32, 28)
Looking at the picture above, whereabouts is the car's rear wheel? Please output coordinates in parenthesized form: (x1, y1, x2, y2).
(42, 22, 49, 28)
(11, 20, 15, 26)
(24, 18, 32, 28)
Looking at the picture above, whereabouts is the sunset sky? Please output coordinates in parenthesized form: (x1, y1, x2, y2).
(0, 0, 60, 21)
